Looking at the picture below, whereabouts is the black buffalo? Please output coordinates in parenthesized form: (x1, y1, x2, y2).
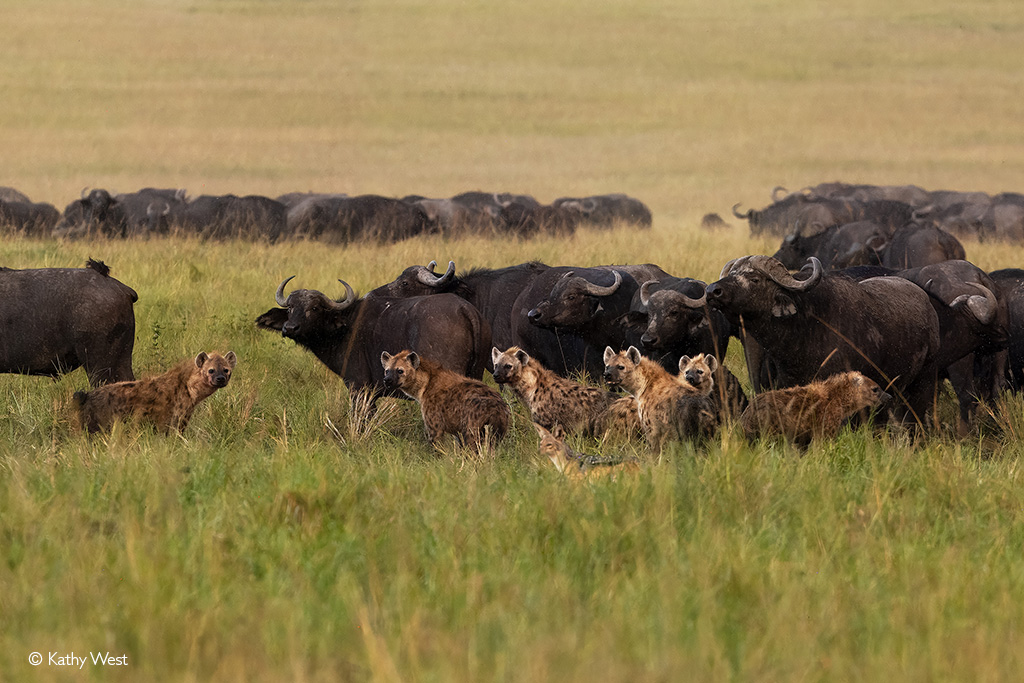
(0, 199, 60, 236)
(256, 277, 491, 395)
(151, 194, 287, 241)
(53, 189, 130, 239)
(897, 260, 1007, 434)
(0, 259, 136, 386)
(988, 268, 1024, 391)
(553, 194, 653, 229)
(706, 255, 941, 424)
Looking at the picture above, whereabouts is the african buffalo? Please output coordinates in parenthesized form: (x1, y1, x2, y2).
(370, 260, 550, 356)
(988, 268, 1024, 391)
(53, 189, 130, 239)
(151, 194, 287, 241)
(897, 260, 1007, 433)
(0, 259, 136, 386)
(553, 194, 653, 229)
(256, 277, 491, 395)
(706, 255, 941, 424)
(0, 199, 60, 236)
(115, 188, 188, 236)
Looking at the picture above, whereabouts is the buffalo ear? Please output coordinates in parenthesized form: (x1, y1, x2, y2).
(224, 351, 237, 368)
(772, 293, 797, 318)
(866, 234, 888, 253)
(515, 349, 530, 366)
(194, 352, 208, 369)
(381, 351, 393, 368)
(255, 308, 288, 331)
(626, 346, 642, 365)
(603, 346, 616, 365)
(408, 352, 421, 369)
(491, 347, 502, 366)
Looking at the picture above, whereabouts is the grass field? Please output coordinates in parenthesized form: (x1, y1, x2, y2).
(4, 1, 1024, 681)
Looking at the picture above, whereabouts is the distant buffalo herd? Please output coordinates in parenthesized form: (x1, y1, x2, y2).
(0, 186, 652, 242)
(4, 180, 1024, 453)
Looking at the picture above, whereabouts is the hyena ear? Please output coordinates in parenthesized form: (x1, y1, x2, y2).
(705, 354, 718, 374)
(678, 355, 692, 373)
(408, 352, 421, 369)
(381, 351, 392, 368)
(491, 347, 502, 365)
(224, 351, 237, 368)
(626, 346, 642, 365)
(603, 346, 616, 364)
(515, 349, 530, 366)
(194, 352, 208, 368)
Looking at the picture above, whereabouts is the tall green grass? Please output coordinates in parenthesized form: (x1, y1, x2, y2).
(5, 0, 1024, 680)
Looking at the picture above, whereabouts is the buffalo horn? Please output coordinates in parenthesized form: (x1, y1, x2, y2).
(639, 280, 658, 307)
(952, 282, 997, 325)
(732, 203, 752, 220)
(275, 276, 296, 306)
(417, 260, 456, 287)
(333, 279, 357, 309)
(754, 255, 822, 291)
(772, 186, 789, 202)
(581, 270, 622, 296)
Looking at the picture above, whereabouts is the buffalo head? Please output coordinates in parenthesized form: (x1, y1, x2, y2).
(527, 270, 622, 328)
(638, 279, 709, 351)
(255, 276, 357, 341)
(706, 255, 823, 319)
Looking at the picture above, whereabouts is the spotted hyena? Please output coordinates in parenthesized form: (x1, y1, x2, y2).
(382, 349, 510, 451)
(603, 346, 716, 448)
(676, 353, 718, 396)
(74, 351, 236, 434)
(491, 346, 617, 435)
(741, 371, 890, 446)
(533, 422, 640, 481)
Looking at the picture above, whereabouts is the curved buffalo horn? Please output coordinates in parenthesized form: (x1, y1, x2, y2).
(581, 270, 622, 297)
(952, 282, 998, 325)
(675, 286, 708, 309)
(417, 260, 456, 287)
(749, 255, 822, 291)
(772, 186, 789, 202)
(275, 275, 296, 306)
(732, 203, 752, 220)
(332, 279, 357, 309)
(719, 256, 750, 279)
(80, 186, 89, 201)
(639, 280, 658, 307)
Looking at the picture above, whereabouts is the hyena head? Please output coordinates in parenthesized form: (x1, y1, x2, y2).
(533, 422, 571, 473)
(491, 346, 530, 385)
(841, 371, 891, 410)
(381, 350, 421, 395)
(678, 353, 718, 395)
(602, 346, 642, 392)
(196, 351, 237, 389)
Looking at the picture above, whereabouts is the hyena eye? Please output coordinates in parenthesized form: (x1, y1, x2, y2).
(208, 368, 215, 374)
(504, 363, 512, 370)
(397, 368, 404, 375)
(617, 364, 624, 371)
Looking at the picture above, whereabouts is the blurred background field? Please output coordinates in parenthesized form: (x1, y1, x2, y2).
(4, 1, 1024, 681)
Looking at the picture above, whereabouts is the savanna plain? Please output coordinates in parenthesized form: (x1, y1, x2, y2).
(4, 1, 1024, 681)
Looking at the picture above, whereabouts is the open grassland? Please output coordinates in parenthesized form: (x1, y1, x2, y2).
(5, 0, 1024, 681)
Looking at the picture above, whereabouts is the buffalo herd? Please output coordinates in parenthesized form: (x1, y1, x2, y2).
(0, 186, 652, 242)
(4, 180, 1024, 449)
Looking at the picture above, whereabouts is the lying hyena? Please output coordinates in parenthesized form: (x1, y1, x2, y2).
(533, 422, 640, 481)
(603, 346, 716, 448)
(741, 370, 890, 446)
(491, 346, 618, 435)
(382, 349, 510, 451)
(74, 351, 237, 434)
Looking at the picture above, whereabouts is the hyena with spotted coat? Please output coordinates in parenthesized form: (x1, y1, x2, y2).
(74, 351, 236, 434)
(603, 346, 716, 448)
(491, 346, 621, 435)
(678, 353, 749, 421)
(741, 370, 890, 446)
(382, 350, 510, 450)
